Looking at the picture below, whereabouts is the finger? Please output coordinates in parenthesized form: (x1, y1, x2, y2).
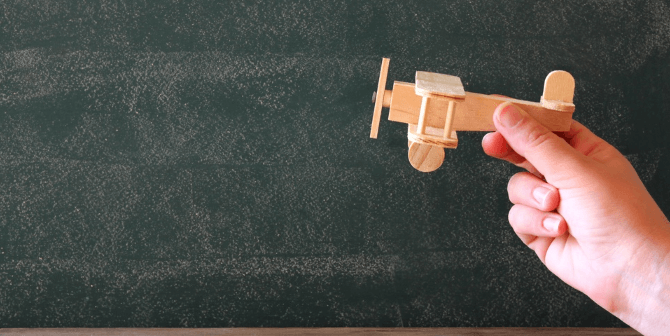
(526, 236, 556, 265)
(482, 131, 524, 164)
(493, 102, 588, 184)
(512, 233, 555, 265)
(559, 120, 606, 154)
(482, 132, 542, 177)
(508, 204, 567, 238)
(558, 120, 623, 164)
(507, 172, 560, 212)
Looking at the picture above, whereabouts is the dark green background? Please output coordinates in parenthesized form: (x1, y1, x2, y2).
(1, 0, 669, 328)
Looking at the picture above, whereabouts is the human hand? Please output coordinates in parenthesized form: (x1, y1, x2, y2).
(482, 102, 670, 335)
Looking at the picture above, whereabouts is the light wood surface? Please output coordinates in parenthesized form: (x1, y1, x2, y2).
(0, 328, 642, 335)
(370, 61, 577, 173)
(415, 71, 466, 98)
(443, 100, 456, 139)
(370, 57, 390, 139)
(408, 141, 445, 172)
(540, 70, 576, 112)
(382, 89, 392, 108)
(408, 124, 458, 149)
(417, 96, 430, 135)
(388, 81, 574, 132)
(542, 70, 575, 103)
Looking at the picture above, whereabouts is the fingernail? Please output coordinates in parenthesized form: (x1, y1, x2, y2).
(532, 187, 551, 207)
(496, 103, 523, 128)
(543, 216, 561, 232)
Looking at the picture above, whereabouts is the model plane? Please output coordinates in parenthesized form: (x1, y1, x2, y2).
(370, 58, 576, 172)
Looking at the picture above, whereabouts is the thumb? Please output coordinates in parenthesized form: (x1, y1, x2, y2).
(493, 102, 587, 183)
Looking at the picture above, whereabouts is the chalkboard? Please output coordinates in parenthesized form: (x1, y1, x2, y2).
(1, 0, 669, 328)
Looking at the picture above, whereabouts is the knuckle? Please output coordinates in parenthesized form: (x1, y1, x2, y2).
(524, 123, 554, 150)
(507, 172, 532, 202)
(506, 174, 518, 194)
(507, 205, 521, 227)
(504, 154, 526, 165)
(507, 180, 517, 203)
(507, 209, 515, 228)
(540, 188, 560, 212)
(507, 172, 526, 188)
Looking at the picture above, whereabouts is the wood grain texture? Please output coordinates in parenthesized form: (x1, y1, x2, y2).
(388, 82, 574, 131)
(542, 70, 575, 103)
(0, 328, 643, 335)
(382, 89, 393, 108)
(408, 142, 445, 172)
(540, 71, 576, 112)
(443, 100, 456, 139)
(415, 71, 466, 98)
(370, 58, 390, 138)
(408, 124, 458, 149)
(417, 96, 430, 135)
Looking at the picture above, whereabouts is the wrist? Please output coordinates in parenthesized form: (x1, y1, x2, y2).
(611, 217, 670, 335)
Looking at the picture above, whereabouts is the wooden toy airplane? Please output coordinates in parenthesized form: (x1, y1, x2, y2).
(370, 58, 576, 172)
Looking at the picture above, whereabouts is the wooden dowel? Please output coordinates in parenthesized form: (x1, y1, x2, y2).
(382, 89, 392, 108)
(443, 100, 455, 139)
(417, 96, 429, 135)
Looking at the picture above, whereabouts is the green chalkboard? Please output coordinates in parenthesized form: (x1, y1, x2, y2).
(1, 0, 669, 328)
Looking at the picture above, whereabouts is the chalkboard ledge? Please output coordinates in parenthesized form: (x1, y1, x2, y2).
(0, 328, 641, 335)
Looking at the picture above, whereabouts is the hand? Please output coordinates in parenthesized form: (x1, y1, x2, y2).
(482, 102, 670, 335)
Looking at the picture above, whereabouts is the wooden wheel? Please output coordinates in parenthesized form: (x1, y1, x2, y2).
(408, 142, 444, 172)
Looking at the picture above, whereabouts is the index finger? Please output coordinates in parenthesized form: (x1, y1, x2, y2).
(482, 131, 543, 178)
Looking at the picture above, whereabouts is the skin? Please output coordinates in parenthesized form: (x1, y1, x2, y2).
(482, 102, 670, 335)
